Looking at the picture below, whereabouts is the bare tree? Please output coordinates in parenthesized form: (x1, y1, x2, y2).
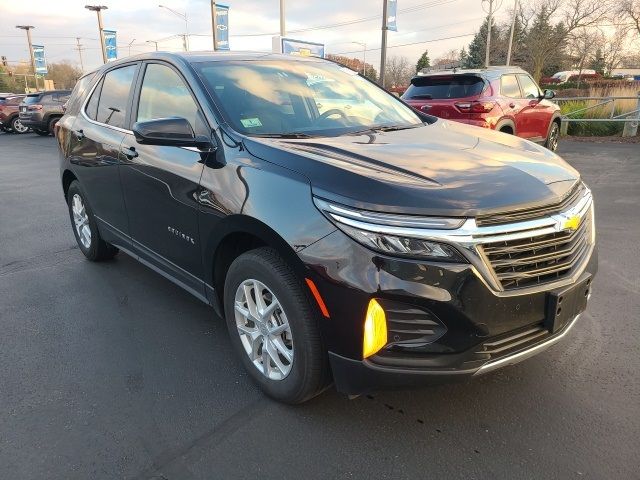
(433, 49, 461, 67)
(594, 27, 631, 74)
(384, 55, 413, 87)
(617, 0, 640, 35)
(567, 27, 600, 81)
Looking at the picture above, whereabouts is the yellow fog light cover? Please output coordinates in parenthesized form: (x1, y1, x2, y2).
(363, 299, 387, 358)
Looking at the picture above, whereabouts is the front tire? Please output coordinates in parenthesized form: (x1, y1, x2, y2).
(223, 247, 329, 404)
(67, 181, 118, 261)
(545, 121, 560, 151)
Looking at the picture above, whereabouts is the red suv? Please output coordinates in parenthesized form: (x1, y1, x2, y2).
(0, 94, 28, 134)
(402, 67, 562, 151)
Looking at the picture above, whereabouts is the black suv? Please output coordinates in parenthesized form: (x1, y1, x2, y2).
(56, 52, 597, 403)
(19, 89, 71, 136)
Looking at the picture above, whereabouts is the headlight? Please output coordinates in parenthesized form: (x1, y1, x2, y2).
(314, 197, 467, 262)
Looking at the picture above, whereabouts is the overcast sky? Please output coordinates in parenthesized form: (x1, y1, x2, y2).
(1, 0, 509, 73)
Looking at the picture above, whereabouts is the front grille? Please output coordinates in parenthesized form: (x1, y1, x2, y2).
(477, 182, 584, 226)
(481, 209, 591, 290)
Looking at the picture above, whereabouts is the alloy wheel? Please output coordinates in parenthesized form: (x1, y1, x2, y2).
(234, 279, 294, 380)
(72, 193, 91, 249)
(12, 118, 29, 134)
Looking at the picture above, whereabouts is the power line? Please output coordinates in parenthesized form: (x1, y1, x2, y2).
(331, 32, 476, 55)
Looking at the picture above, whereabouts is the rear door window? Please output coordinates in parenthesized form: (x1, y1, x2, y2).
(517, 74, 541, 99)
(500, 75, 521, 98)
(95, 64, 137, 128)
(403, 75, 485, 99)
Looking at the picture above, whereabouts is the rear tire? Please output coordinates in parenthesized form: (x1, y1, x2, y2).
(10, 116, 29, 134)
(67, 181, 118, 262)
(223, 247, 329, 404)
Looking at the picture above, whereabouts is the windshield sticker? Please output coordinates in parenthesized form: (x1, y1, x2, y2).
(240, 118, 263, 128)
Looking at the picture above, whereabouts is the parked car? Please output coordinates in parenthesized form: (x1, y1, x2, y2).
(402, 66, 562, 151)
(56, 53, 597, 403)
(19, 90, 71, 136)
(0, 94, 28, 133)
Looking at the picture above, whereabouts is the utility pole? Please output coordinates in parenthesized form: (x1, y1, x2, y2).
(380, 0, 389, 87)
(159, 5, 189, 51)
(16, 25, 37, 91)
(280, 0, 286, 36)
(484, 0, 494, 67)
(85, 5, 109, 64)
(76, 37, 85, 72)
(127, 39, 136, 56)
(506, 0, 518, 66)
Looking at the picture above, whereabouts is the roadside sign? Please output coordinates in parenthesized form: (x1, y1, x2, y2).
(386, 0, 398, 31)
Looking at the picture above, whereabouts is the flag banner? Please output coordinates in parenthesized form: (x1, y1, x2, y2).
(387, 0, 398, 31)
(215, 4, 230, 50)
(32, 45, 47, 74)
(104, 30, 118, 61)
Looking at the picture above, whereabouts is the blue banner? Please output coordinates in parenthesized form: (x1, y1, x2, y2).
(104, 30, 117, 61)
(215, 4, 229, 50)
(386, 0, 398, 31)
(281, 38, 325, 58)
(32, 45, 47, 75)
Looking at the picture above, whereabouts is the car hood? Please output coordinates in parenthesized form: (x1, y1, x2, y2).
(243, 119, 580, 217)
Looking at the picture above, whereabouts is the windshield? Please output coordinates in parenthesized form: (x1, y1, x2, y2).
(402, 75, 485, 100)
(195, 60, 422, 137)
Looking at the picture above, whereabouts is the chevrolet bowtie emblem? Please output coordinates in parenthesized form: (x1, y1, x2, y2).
(563, 214, 581, 231)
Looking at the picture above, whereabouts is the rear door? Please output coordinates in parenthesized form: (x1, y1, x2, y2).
(66, 63, 139, 244)
(119, 61, 208, 296)
(499, 74, 525, 135)
(517, 74, 552, 140)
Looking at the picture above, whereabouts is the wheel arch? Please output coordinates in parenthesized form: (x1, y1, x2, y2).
(204, 214, 309, 313)
(61, 169, 78, 200)
(496, 118, 516, 135)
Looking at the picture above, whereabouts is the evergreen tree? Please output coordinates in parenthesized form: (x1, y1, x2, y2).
(415, 49, 430, 73)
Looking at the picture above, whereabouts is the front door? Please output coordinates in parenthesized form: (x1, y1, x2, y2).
(119, 62, 208, 296)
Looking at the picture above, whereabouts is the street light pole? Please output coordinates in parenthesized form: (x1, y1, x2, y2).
(159, 5, 189, 51)
(506, 0, 518, 66)
(280, 0, 286, 37)
(146, 40, 159, 51)
(85, 5, 108, 64)
(350, 42, 367, 76)
(380, 0, 389, 87)
(484, 0, 494, 67)
(16, 25, 37, 91)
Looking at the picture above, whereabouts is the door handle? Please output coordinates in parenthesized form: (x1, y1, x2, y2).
(121, 145, 138, 159)
(73, 129, 84, 140)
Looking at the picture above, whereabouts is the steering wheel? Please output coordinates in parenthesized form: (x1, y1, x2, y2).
(315, 108, 347, 123)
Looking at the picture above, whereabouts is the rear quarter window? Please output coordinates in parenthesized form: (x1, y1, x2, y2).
(403, 75, 485, 100)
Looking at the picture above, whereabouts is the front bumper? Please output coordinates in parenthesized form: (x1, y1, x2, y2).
(299, 223, 597, 395)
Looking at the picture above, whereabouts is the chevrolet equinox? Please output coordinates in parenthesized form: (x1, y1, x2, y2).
(56, 52, 597, 403)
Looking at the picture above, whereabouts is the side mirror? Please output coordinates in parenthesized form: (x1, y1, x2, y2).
(543, 89, 556, 100)
(133, 117, 212, 149)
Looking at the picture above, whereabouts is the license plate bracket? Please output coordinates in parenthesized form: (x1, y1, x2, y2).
(545, 275, 592, 333)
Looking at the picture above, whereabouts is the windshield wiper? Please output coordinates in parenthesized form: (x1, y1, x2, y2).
(409, 94, 433, 99)
(347, 124, 422, 135)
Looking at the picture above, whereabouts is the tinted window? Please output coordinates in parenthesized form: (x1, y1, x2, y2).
(7, 97, 23, 106)
(500, 75, 521, 98)
(67, 74, 95, 114)
(517, 74, 540, 99)
(403, 75, 485, 100)
(137, 63, 199, 129)
(23, 95, 42, 105)
(96, 65, 137, 128)
(85, 78, 103, 120)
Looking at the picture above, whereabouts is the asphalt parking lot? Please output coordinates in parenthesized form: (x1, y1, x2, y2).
(1, 131, 638, 479)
